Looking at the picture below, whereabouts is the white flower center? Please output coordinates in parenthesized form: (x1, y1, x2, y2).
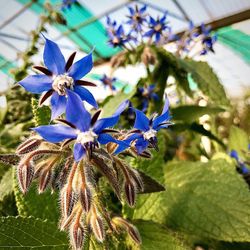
(52, 74, 74, 96)
(143, 129, 157, 140)
(76, 130, 97, 145)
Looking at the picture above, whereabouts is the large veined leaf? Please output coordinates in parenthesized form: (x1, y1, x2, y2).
(171, 105, 225, 123)
(129, 220, 191, 250)
(14, 176, 60, 222)
(132, 159, 250, 242)
(0, 216, 68, 249)
(101, 87, 136, 117)
(178, 59, 230, 106)
(228, 125, 249, 158)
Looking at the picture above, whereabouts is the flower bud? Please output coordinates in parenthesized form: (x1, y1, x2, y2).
(16, 137, 42, 155)
(60, 186, 77, 218)
(17, 160, 34, 193)
(70, 223, 85, 250)
(79, 186, 92, 213)
(127, 225, 142, 245)
(141, 46, 156, 65)
(124, 181, 136, 207)
(90, 214, 105, 242)
(38, 169, 52, 193)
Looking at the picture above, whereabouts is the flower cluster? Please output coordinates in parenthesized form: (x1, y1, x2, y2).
(16, 37, 171, 249)
(99, 74, 117, 91)
(105, 5, 217, 56)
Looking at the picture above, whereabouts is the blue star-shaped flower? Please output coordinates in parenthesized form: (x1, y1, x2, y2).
(144, 14, 169, 43)
(99, 74, 117, 91)
(61, 0, 77, 10)
(138, 84, 159, 112)
(126, 4, 147, 31)
(122, 98, 171, 154)
(19, 37, 98, 120)
(200, 23, 217, 55)
(107, 24, 128, 48)
(33, 90, 129, 162)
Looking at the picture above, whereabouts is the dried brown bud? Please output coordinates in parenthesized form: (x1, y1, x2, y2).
(90, 214, 105, 242)
(16, 137, 42, 155)
(60, 212, 75, 231)
(124, 181, 136, 207)
(70, 223, 85, 250)
(141, 46, 156, 65)
(79, 186, 92, 213)
(110, 51, 126, 68)
(129, 169, 144, 192)
(60, 186, 77, 217)
(17, 160, 34, 193)
(38, 169, 52, 193)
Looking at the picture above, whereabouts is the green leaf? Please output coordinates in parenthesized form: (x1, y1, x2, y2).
(0, 168, 13, 201)
(13, 176, 60, 222)
(101, 88, 136, 117)
(228, 126, 249, 158)
(171, 105, 225, 123)
(130, 220, 190, 250)
(0, 96, 7, 124)
(0, 216, 68, 249)
(133, 159, 250, 242)
(31, 98, 51, 126)
(178, 59, 230, 106)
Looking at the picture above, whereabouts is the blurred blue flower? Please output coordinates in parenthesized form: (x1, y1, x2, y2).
(99, 74, 117, 90)
(107, 24, 128, 48)
(61, 0, 77, 10)
(122, 98, 171, 154)
(230, 149, 249, 175)
(126, 4, 147, 31)
(144, 14, 169, 43)
(200, 23, 217, 55)
(19, 37, 97, 120)
(33, 91, 129, 161)
(138, 84, 159, 112)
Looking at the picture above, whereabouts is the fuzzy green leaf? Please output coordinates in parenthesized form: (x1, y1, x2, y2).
(228, 125, 249, 158)
(130, 220, 191, 250)
(13, 176, 60, 222)
(133, 159, 250, 242)
(31, 98, 51, 126)
(171, 105, 225, 123)
(178, 59, 230, 106)
(0, 168, 13, 201)
(0, 216, 68, 249)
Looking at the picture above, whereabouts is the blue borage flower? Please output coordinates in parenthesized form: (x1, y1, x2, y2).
(200, 23, 217, 55)
(230, 149, 249, 175)
(33, 91, 129, 162)
(120, 98, 171, 154)
(19, 36, 97, 120)
(107, 24, 128, 48)
(138, 84, 159, 112)
(144, 13, 169, 43)
(99, 74, 117, 90)
(126, 4, 147, 32)
(61, 0, 77, 10)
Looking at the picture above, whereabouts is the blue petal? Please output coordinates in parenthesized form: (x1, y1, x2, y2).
(66, 90, 91, 132)
(152, 111, 170, 130)
(140, 5, 147, 13)
(74, 86, 98, 108)
(155, 32, 161, 43)
(68, 52, 93, 80)
(74, 143, 86, 162)
(98, 133, 117, 145)
(43, 37, 66, 75)
(144, 29, 154, 37)
(93, 116, 119, 134)
(128, 6, 135, 15)
(230, 150, 239, 161)
(50, 92, 67, 120)
(135, 138, 149, 154)
(19, 75, 52, 94)
(160, 14, 167, 23)
(149, 16, 156, 25)
(133, 108, 150, 132)
(113, 99, 129, 116)
(33, 124, 76, 143)
(117, 25, 124, 36)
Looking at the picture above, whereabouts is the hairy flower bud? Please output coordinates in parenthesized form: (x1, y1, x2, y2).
(38, 169, 52, 193)
(141, 46, 156, 65)
(70, 223, 85, 250)
(61, 186, 77, 217)
(16, 137, 42, 155)
(90, 213, 105, 242)
(79, 186, 92, 213)
(17, 160, 34, 193)
(124, 181, 136, 207)
(127, 225, 142, 245)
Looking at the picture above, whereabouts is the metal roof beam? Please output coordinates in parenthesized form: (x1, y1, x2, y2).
(171, 0, 191, 22)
